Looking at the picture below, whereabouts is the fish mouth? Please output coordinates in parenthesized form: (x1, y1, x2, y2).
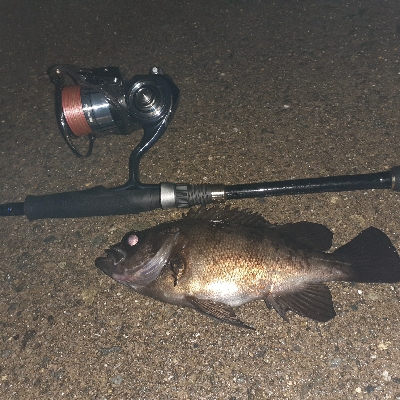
(95, 245, 126, 276)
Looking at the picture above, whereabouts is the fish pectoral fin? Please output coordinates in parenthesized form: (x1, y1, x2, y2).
(169, 256, 186, 287)
(186, 296, 255, 330)
(264, 283, 336, 322)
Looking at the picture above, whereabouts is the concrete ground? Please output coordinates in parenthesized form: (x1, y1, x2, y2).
(1, 0, 400, 398)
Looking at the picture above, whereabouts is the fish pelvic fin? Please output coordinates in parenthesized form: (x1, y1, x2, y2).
(333, 227, 400, 283)
(264, 283, 336, 322)
(186, 296, 255, 330)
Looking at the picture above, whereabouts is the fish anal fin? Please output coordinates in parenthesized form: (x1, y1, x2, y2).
(186, 296, 254, 330)
(264, 283, 336, 322)
(273, 222, 333, 251)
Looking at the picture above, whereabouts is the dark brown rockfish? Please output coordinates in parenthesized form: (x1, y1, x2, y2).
(95, 207, 400, 329)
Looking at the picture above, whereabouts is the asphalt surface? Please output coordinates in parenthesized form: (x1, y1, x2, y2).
(1, 0, 400, 399)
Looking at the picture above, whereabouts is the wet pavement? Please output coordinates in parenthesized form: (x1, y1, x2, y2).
(1, 0, 400, 398)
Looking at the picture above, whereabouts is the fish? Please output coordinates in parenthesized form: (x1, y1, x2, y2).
(95, 207, 400, 329)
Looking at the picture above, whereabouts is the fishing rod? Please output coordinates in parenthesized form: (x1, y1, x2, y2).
(1, 64, 399, 220)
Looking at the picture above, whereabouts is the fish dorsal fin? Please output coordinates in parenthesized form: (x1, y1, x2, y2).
(264, 283, 336, 322)
(184, 206, 270, 228)
(272, 222, 333, 251)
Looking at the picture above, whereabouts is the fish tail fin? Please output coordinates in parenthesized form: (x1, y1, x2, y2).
(333, 227, 400, 283)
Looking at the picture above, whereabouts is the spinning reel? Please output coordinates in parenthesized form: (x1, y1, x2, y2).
(48, 64, 179, 187)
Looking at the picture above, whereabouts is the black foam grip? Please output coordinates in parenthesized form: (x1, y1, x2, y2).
(24, 186, 161, 219)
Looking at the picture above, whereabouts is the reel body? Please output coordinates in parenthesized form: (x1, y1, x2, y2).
(48, 65, 180, 165)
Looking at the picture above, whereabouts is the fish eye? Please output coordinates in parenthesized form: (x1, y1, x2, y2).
(126, 233, 139, 247)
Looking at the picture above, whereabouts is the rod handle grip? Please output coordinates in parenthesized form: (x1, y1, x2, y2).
(24, 186, 161, 220)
